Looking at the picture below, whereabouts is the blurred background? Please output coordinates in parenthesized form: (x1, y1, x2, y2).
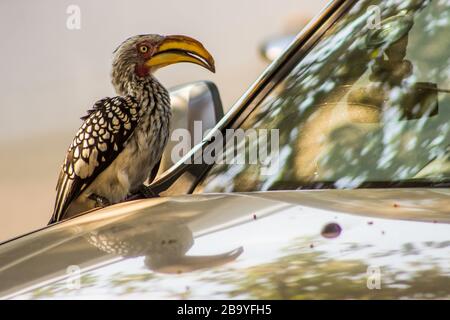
(0, 0, 326, 241)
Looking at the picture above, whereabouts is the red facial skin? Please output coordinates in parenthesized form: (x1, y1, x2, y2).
(135, 40, 158, 77)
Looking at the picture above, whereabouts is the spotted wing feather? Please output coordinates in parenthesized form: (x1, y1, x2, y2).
(50, 96, 140, 224)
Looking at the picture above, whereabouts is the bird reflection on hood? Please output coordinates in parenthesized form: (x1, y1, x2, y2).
(85, 220, 243, 274)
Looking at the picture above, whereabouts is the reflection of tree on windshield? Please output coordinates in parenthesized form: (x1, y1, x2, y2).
(198, 0, 450, 193)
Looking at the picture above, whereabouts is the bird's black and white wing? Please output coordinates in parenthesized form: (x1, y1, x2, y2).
(50, 96, 141, 224)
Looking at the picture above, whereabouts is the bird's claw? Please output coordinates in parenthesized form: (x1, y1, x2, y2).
(88, 193, 111, 208)
(124, 185, 159, 202)
(139, 185, 160, 198)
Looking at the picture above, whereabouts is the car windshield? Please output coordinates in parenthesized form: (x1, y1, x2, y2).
(194, 0, 450, 193)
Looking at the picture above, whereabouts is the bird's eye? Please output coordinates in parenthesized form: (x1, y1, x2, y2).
(139, 45, 149, 54)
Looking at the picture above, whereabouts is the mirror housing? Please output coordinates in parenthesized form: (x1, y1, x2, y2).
(157, 81, 224, 176)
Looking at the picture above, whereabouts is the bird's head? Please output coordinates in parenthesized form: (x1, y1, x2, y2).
(111, 34, 215, 94)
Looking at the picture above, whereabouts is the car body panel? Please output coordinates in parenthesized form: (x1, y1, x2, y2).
(1, 188, 449, 299)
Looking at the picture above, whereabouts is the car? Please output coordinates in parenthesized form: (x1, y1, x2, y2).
(1, 0, 449, 299)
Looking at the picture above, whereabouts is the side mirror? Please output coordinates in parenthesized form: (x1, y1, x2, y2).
(157, 81, 224, 176)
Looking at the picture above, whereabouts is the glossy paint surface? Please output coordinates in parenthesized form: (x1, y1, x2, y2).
(1, 189, 448, 299)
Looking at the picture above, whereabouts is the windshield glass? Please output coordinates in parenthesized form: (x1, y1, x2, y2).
(195, 0, 450, 193)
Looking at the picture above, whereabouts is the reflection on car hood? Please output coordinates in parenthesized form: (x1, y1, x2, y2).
(0, 188, 449, 299)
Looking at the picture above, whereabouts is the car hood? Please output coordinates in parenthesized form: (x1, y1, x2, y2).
(0, 188, 449, 299)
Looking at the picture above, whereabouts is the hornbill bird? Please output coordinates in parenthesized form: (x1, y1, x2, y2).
(49, 34, 215, 224)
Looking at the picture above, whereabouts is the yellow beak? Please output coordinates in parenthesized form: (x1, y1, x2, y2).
(145, 35, 215, 73)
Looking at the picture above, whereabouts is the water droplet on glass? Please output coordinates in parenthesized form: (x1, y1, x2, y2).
(321, 223, 342, 239)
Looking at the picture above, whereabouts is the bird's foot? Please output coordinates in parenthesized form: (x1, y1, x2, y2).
(88, 193, 111, 208)
(125, 193, 145, 201)
(138, 185, 160, 198)
(124, 185, 159, 202)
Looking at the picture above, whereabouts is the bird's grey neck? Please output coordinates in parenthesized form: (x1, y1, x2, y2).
(113, 73, 169, 109)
